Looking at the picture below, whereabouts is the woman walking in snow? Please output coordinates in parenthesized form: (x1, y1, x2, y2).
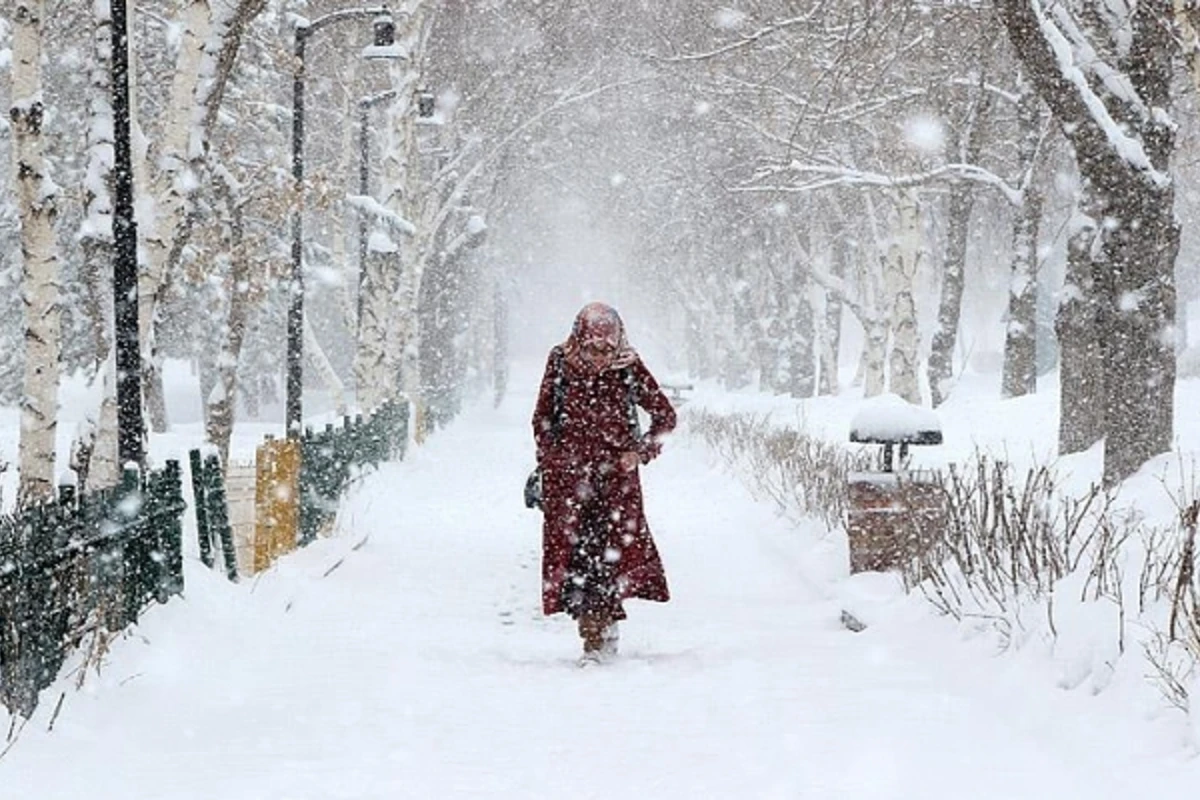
(532, 302, 676, 664)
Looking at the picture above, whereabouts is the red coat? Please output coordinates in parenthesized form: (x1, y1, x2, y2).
(532, 346, 676, 616)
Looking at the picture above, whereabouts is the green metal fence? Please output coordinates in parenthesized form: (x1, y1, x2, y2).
(0, 462, 187, 718)
(299, 399, 408, 545)
(188, 449, 239, 582)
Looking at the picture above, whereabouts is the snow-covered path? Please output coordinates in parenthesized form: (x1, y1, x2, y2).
(4, 393, 1192, 798)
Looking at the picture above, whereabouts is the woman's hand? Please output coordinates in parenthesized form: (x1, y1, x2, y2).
(618, 451, 640, 472)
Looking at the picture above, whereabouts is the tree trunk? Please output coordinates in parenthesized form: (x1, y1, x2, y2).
(885, 191, 922, 405)
(139, 0, 211, 433)
(1001, 185, 1042, 399)
(91, 357, 120, 490)
(786, 265, 816, 399)
(1056, 205, 1105, 454)
(928, 182, 972, 407)
(493, 284, 508, 408)
(140, 0, 266, 433)
(361, 22, 426, 420)
(355, 236, 401, 412)
(75, 0, 120, 491)
(13, 0, 61, 508)
(927, 82, 990, 408)
(81, 0, 114, 370)
(818, 233, 844, 396)
(999, 0, 1178, 485)
(722, 268, 754, 390)
(861, 319, 888, 399)
(1001, 80, 1045, 399)
(1097, 175, 1177, 486)
(205, 178, 253, 470)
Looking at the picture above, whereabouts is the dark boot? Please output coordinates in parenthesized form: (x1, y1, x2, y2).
(577, 614, 606, 663)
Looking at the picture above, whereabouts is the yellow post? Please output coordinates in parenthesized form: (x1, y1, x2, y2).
(254, 437, 301, 573)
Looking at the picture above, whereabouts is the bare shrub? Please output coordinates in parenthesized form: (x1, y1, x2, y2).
(684, 408, 870, 529)
(1144, 498, 1200, 710)
(687, 405, 1200, 707)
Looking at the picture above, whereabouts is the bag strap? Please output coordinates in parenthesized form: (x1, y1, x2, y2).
(622, 367, 641, 440)
(549, 347, 567, 442)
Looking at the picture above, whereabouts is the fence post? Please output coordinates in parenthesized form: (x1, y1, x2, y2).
(118, 466, 144, 627)
(298, 428, 320, 546)
(188, 449, 214, 569)
(204, 454, 239, 582)
(20, 505, 56, 716)
(162, 460, 185, 596)
(0, 514, 22, 715)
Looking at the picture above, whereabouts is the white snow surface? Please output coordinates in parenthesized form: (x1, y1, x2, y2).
(3, 363, 1200, 797)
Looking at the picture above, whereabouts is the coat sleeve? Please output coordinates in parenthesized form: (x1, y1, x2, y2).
(632, 357, 676, 463)
(532, 347, 561, 464)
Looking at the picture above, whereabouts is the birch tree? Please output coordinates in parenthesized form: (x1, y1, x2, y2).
(137, 0, 266, 432)
(12, 0, 60, 507)
(75, 0, 119, 490)
(884, 190, 923, 405)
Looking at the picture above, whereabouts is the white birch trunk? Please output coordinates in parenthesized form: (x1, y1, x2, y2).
(91, 357, 120, 490)
(70, 354, 120, 492)
(814, 223, 843, 396)
(884, 190, 922, 405)
(81, 0, 114, 365)
(356, 232, 399, 412)
(861, 318, 888, 398)
(77, 0, 119, 491)
(359, 9, 429, 423)
(858, 194, 889, 397)
(141, 0, 209, 341)
(12, 0, 61, 507)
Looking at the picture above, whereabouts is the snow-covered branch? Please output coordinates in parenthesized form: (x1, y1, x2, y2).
(346, 193, 417, 236)
(739, 161, 1023, 206)
(1027, 0, 1168, 186)
(654, 10, 827, 63)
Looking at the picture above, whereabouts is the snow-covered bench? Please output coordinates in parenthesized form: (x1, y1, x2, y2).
(846, 394, 945, 574)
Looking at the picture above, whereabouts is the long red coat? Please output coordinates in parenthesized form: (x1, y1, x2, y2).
(532, 346, 676, 616)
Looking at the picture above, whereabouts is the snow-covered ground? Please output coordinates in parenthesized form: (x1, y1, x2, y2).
(4, 362, 1200, 797)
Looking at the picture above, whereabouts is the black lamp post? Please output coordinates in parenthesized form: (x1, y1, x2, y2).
(111, 0, 144, 468)
(288, 7, 401, 436)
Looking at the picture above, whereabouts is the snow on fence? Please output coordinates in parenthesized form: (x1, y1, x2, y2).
(0, 463, 187, 718)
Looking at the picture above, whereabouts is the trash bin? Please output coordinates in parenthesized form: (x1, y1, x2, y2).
(846, 394, 944, 574)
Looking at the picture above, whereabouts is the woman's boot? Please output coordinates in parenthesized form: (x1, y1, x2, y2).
(577, 614, 606, 664)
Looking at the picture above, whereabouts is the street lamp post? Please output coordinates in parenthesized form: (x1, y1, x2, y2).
(288, 7, 400, 437)
(111, 0, 144, 468)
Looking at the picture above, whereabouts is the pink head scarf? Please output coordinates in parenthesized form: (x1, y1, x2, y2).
(563, 302, 638, 374)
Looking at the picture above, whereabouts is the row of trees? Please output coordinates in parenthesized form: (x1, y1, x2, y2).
(490, 1, 1195, 487)
(2, 1, 1197, 508)
(0, 0, 603, 505)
